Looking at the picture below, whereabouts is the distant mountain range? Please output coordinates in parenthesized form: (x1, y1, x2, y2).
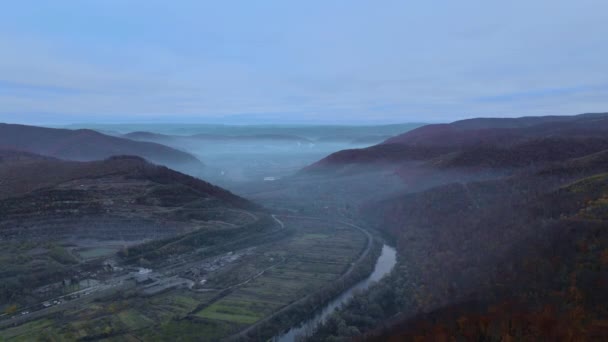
(0, 123, 204, 174)
(63, 122, 425, 142)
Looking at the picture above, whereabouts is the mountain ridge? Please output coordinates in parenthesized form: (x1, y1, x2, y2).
(0, 123, 204, 173)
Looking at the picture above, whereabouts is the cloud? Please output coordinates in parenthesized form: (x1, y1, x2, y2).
(475, 84, 608, 103)
(0, 0, 607, 124)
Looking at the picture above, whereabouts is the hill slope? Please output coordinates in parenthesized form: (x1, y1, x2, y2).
(363, 170, 608, 341)
(0, 152, 256, 240)
(0, 123, 204, 173)
(304, 112, 608, 176)
(306, 114, 608, 341)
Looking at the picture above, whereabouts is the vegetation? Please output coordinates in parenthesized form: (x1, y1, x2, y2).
(119, 215, 275, 264)
(0, 123, 204, 173)
(309, 138, 608, 340)
(0, 242, 83, 306)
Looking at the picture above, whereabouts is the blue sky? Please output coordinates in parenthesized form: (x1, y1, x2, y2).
(1, 0, 607, 124)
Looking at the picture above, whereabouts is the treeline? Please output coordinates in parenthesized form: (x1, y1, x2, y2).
(119, 215, 278, 265)
(363, 218, 608, 340)
(0, 243, 90, 309)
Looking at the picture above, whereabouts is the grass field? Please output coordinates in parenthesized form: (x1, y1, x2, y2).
(0, 318, 55, 340)
(0, 290, 219, 340)
(118, 310, 154, 330)
(196, 300, 265, 324)
(76, 246, 120, 260)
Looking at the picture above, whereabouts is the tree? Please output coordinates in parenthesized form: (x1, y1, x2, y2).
(4, 304, 17, 315)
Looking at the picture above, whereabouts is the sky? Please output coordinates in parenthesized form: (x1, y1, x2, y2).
(1, 0, 607, 125)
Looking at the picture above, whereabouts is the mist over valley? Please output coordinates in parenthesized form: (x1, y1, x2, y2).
(2, 1, 608, 340)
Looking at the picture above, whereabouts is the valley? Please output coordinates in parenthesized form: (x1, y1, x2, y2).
(3, 113, 608, 341)
(2, 4, 607, 340)
(0, 125, 399, 341)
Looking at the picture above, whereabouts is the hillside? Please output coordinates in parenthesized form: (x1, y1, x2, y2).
(383, 112, 608, 146)
(306, 114, 608, 341)
(364, 171, 608, 341)
(0, 123, 204, 173)
(0, 151, 272, 322)
(0, 148, 56, 163)
(304, 112, 608, 176)
(427, 136, 608, 169)
(0, 152, 257, 240)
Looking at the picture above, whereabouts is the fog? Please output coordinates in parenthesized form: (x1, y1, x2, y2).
(100, 123, 422, 190)
(178, 138, 370, 185)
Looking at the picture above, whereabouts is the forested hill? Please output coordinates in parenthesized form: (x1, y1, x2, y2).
(362, 168, 608, 340)
(307, 113, 608, 341)
(0, 123, 204, 173)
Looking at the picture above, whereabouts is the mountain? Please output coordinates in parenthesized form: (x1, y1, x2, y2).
(425, 136, 608, 169)
(383, 112, 608, 146)
(306, 113, 608, 341)
(303, 112, 608, 176)
(363, 167, 608, 340)
(0, 150, 267, 315)
(0, 148, 56, 163)
(0, 123, 204, 173)
(0, 152, 256, 241)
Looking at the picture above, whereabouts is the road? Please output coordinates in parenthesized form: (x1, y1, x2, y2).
(0, 279, 132, 329)
(271, 214, 285, 228)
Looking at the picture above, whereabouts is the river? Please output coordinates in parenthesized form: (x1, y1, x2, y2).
(273, 244, 397, 341)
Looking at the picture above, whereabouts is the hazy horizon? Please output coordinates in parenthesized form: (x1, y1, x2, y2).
(4, 111, 608, 127)
(1, 113, 429, 126)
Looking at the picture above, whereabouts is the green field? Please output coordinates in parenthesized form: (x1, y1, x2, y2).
(77, 247, 120, 260)
(196, 300, 265, 324)
(0, 318, 56, 340)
